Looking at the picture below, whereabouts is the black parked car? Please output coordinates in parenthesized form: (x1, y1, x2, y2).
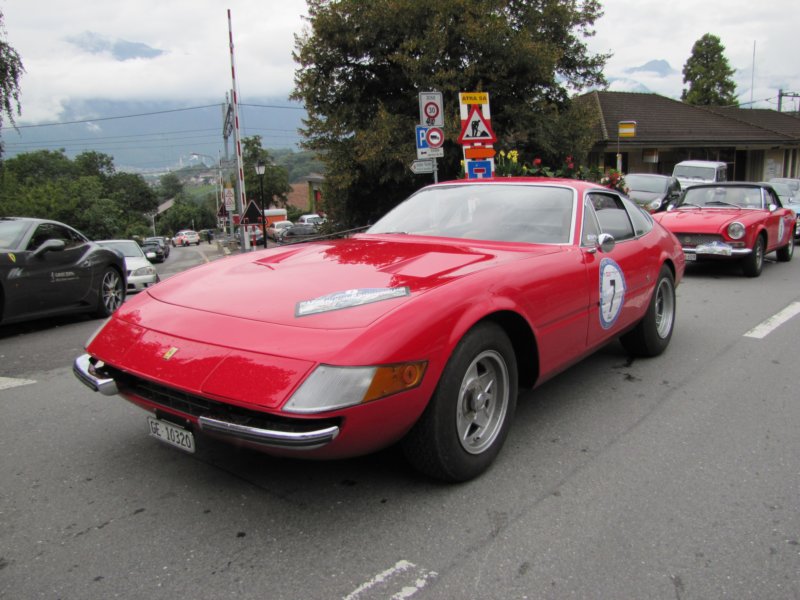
(144, 236, 170, 259)
(0, 217, 127, 325)
(625, 174, 682, 213)
(141, 240, 166, 262)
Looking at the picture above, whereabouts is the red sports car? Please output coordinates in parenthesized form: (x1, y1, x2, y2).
(74, 178, 684, 481)
(654, 182, 795, 277)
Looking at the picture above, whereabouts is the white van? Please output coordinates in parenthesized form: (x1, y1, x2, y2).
(672, 160, 728, 189)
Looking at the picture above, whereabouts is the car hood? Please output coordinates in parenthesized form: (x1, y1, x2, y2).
(143, 235, 559, 330)
(124, 256, 153, 270)
(654, 208, 757, 233)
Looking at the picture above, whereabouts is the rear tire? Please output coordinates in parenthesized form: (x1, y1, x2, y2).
(620, 265, 675, 357)
(776, 236, 793, 262)
(402, 322, 517, 482)
(742, 235, 765, 277)
(93, 267, 125, 317)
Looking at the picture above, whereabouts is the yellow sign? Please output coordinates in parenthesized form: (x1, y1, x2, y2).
(460, 92, 489, 105)
(618, 121, 637, 138)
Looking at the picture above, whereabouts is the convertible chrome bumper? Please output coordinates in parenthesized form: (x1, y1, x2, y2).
(73, 353, 340, 450)
(683, 242, 750, 257)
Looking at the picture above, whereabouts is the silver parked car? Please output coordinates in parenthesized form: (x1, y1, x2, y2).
(97, 240, 160, 293)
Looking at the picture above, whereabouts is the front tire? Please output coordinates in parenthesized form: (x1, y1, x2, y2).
(742, 235, 765, 277)
(93, 267, 125, 317)
(620, 265, 675, 357)
(402, 322, 518, 482)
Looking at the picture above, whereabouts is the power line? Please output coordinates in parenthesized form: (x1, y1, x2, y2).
(12, 104, 225, 129)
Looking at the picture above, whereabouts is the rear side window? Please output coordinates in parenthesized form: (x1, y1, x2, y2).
(587, 193, 636, 241)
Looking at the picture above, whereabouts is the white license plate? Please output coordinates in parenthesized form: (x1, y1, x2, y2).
(684, 253, 696, 261)
(147, 416, 195, 453)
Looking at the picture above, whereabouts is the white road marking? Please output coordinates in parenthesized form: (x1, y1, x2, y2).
(344, 560, 438, 600)
(744, 301, 800, 339)
(0, 376, 36, 390)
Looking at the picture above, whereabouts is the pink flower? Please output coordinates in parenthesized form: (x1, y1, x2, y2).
(533, 158, 542, 166)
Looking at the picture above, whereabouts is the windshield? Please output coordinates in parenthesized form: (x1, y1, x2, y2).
(98, 241, 145, 257)
(679, 186, 764, 209)
(0, 219, 30, 250)
(673, 165, 716, 180)
(367, 183, 575, 244)
(625, 175, 668, 193)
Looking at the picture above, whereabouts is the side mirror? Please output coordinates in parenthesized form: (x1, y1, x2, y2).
(597, 233, 616, 253)
(769, 204, 778, 212)
(32, 239, 66, 257)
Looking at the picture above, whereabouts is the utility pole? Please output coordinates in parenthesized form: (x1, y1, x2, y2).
(777, 89, 800, 113)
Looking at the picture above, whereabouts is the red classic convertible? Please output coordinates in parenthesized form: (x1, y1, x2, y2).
(653, 182, 795, 277)
(75, 178, 685, 481)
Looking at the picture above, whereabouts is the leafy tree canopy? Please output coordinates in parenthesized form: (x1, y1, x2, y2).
(681, 33, 737, 107)
(0, 10, 24, 159)
(292, 0, 607, 226)
(241, 135, 292, 209)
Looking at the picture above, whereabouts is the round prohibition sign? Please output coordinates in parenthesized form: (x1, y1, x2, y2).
(425, 127, 444, 149)
(424, 101, 440, 121)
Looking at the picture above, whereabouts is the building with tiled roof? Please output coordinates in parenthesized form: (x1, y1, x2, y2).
(581, 91, 800, 180)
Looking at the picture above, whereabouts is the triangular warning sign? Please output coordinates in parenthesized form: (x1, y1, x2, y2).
(458, 105, 497, 144)
(243, 200, 263, 224)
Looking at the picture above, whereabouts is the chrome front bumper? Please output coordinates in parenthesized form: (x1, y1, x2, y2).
(683, 241, 750, 257)
(73, 353, 340, 450)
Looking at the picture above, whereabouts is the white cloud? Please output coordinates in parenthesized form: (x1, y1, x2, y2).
(3, 0, 799, 125)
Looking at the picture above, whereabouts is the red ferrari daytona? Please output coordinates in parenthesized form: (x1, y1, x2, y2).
(75, 178, 685, 481)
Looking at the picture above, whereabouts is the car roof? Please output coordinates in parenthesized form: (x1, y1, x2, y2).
(675, 160, 726, 167)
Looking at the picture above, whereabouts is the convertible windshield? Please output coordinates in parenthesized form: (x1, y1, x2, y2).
(367, 184, 575, 244)
(679, 186, 764, 209)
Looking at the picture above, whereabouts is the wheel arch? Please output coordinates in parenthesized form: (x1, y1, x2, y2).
(479, 310, 539, 390)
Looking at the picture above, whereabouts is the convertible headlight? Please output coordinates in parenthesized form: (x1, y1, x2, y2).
(283, 361, 427, 414)
(132, 266, 156, 276)
(727, 222, 745, 240)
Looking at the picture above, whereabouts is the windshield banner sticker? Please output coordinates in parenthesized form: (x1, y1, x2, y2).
(599, 258, 626, 329)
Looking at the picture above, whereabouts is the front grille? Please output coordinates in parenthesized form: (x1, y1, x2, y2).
(675, 233, 724, 248)
(106, 365, 341, 434)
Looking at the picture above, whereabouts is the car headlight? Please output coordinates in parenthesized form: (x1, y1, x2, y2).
(283, 361, 427, 414)
(649, 199, 662, 211)
(132, 266, 156, 276)
(727, 222, 745, 240)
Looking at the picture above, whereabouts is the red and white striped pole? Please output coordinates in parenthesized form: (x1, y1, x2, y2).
(228, 9, 249, 250)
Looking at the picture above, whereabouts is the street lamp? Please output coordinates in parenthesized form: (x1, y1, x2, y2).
(255, 160, 267, 248)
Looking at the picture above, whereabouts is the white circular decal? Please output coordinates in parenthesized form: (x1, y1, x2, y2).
(599, 258, 626, 329)
(778, 219, 785, 242)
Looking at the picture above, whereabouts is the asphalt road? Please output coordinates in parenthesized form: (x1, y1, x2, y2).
(1, 244, 799, 599)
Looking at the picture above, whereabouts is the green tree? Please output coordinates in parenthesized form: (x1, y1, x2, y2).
(681, 34, 737, 106)
(241, 135, 292, 209)
(292, 0, 607, 226)
(158, 172, 184, 200)
(0, 10, 24, 159)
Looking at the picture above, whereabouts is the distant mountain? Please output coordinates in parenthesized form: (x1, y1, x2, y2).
(66, 31, 164, 60)
(625, 60, 677, 77)
(4, 98, 306, 172)
(606, 77, 653, 94)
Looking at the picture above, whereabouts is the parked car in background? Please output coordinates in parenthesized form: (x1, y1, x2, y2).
(297, 213, 326, 227)
(75, 178, 684, 482)
(97, 240, 160, 293)
(279, 222, 319, 240)
(175, 230, 200, 246)
(672, 160, 727, 189)
(769, 177, 800, 194)
(0, 217, 126, 325)
(625, 173, 681, 212)
(764, 182, 800, 239)
(141, 239, 166, 263)
(654, 182, 795, 277)
(144, 236, 170, 259)
(267, 220, 293, 240)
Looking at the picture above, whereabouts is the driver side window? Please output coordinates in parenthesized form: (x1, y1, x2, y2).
(587, 193, 636, 241)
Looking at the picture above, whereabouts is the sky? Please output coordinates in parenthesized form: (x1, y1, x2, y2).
(2, 0, 799, 169)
